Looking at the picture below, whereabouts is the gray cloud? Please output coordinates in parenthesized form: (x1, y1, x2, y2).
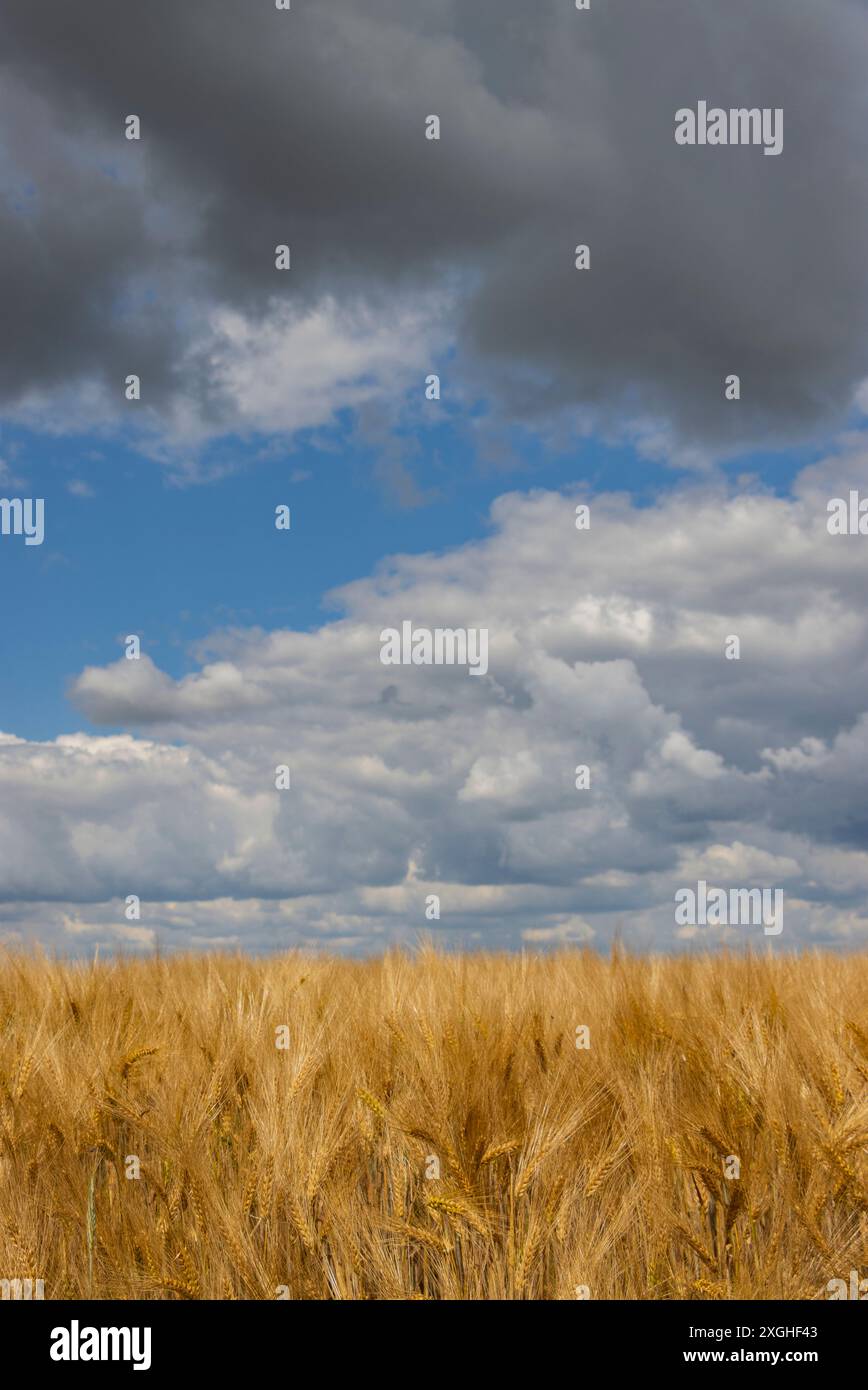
(2, 1, 868, 454)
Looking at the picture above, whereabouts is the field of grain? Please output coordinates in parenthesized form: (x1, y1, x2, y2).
(0, 947, 865, 1300)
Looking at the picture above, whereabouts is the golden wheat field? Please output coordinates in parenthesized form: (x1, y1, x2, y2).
(0, 947, 866, 1301)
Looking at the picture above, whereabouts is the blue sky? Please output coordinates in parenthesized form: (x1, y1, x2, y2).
(1, 417, 824, 743)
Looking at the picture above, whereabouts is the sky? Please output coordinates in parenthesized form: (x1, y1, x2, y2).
(2, 0, 868, 955)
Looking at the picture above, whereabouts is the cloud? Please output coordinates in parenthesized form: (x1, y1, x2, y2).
(2, 1, 868, 459)
(522, 917, 595, 945)
(2, 451, 868, 951)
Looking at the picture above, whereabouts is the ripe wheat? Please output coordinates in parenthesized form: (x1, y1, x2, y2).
(0, 946, 865, 1299)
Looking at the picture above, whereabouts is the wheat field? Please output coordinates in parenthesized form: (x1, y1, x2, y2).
(0, 946, 865, 1300)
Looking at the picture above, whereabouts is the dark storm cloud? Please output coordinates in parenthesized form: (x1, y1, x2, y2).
(2, 0, 868, 450)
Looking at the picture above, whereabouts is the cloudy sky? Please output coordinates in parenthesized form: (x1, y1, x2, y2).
(2, 0, 868, 954)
